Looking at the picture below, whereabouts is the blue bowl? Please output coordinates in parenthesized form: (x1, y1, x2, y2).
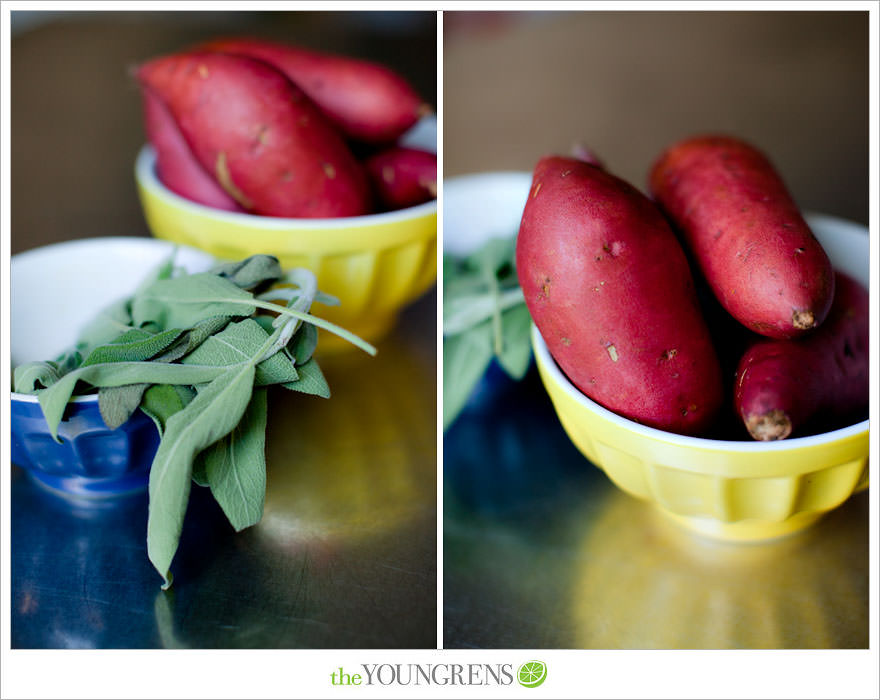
(10, 237, 216, 499)
(10, 394, 160, 498)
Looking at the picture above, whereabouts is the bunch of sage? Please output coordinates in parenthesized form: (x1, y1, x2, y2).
(443, 236, 532, 430)
(14, 253, 375, 589)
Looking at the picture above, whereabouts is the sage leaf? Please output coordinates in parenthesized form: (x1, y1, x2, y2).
(251, 298, 376, 356)
(14, 361, 62, 394)
(289, 322, 318, 365)
(443, 320, 494, 430)
(211, 254, 282, 292)
(99, 384, 149, 430)
(148, 363, 258, 589)
(191, 458, 209, 487)
(131, 273, 256, 331)
(55, 350, 84, 375)
(81, 327, 185, 366)
(90, 321, 221, 429)
(200, 387, 267, 532)
(314, 291, 340, 307)
(282, 357, 330, 399)
(141, 384, 196, 437)
(497, 303, 533, 380)
(252, 315, 275, 334)
(443, 235, 534, 430)
(181, 318, 299, 386)
(151, 316, 233, 364)
(443, 286, 524, 337)
(38, 362, 231, 441)
(473, 236, 518, 276)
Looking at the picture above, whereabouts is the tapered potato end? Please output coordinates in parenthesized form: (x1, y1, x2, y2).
(746, 409, 793, 441)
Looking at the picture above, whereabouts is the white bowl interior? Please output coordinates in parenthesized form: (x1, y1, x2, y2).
(532, 212, 870, 449)
(11, 237, 216, 366)
(136, 115, 437, 229)
(398, 113, 437, 152)
(442, 171, 532, 256)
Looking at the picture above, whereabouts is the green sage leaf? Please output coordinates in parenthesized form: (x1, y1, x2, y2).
(252, 315, 275, 334)
(81, 327, 185, 367)
(191, 458, 209, 487)
(99, 383, 149, 430)
(14, 361, 63, 394)
(181, 318, 298, 386)
(152, 316, 233, 363)
(211, 255, 282, 292)
(289, 322, 318, 365)
(443, 320, 494, 430)
(200, 387, 267, 532)
(131, 273, 256, 331)
(282, 357, 330, 399)
(141, 384, 196, 438)
(497, 303, 533, 380)
(38, 362, 231, 441)
(147, 363, 257, 589)
(55, 350, 84, 375)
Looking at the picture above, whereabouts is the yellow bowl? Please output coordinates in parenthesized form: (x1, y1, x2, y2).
(134, 118, 437, 346)
(532, 213, 869, 541)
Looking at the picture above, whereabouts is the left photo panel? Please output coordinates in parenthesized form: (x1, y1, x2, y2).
(9, 10, 438, 649)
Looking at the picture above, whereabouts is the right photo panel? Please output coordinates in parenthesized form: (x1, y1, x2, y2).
(442, 11, 869, 649)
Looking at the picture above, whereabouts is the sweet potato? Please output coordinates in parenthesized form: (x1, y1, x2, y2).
(136, 51, 371, 218)
(649, 135, 834, 339)
(140, 86, 244, 212)
(734, 272, 868, 440)
(517, 156, 723, 436)
(364, 146, 436, 210)
(197, 37, 429, 144)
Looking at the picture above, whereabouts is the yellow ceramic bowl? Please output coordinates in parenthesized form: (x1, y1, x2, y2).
(134, 118, 437, 346)
(533, 213, 869, 541)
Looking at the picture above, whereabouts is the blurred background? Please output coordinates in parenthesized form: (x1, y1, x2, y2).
(444, 10, 868, 224)
(11, 10, 437, 254)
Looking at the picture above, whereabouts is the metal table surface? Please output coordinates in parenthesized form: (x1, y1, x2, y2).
(443, 366, 868, 649)
(12, 292, 437, 649)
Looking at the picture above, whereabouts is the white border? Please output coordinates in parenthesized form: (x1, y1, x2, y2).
(435, 8, 445, 653)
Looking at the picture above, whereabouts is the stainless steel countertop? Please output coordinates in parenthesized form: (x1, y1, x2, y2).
(443, 368, 867, 649)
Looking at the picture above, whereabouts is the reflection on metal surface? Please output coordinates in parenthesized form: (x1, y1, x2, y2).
(154, 590, 187, 649)
(571, 489, 868, 648)
(11, 472, 161, 648)
(259, 339, 436, 546)
(444, 369, 868, 650)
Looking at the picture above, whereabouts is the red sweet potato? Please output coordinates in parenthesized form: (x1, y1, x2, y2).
(136, 51, 371, 218)
(517, 156, 724, 436)
(734, 272, 868, 440)
(649, 135, 834, 339)
(198, 37, 430, 144)
(365, 147, 436, 210)
(140, 85, 244, 212)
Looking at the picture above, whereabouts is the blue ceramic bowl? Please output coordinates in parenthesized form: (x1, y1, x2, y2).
(10, 237, 216, 498)
(10, 395, 160, 497)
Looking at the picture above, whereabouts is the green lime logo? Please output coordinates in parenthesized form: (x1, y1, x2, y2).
(517, 660, 547, 688)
